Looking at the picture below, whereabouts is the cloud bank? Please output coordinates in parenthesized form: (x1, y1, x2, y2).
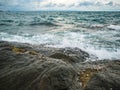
(0, 0, 120, 11)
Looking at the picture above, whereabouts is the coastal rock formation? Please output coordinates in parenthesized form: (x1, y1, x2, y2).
(0, 41, 120, 90)
(0, 41, 82, 90)
(85, 61, 120, 90)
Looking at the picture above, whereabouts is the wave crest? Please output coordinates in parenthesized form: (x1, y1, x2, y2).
(107, 25, 120, 30)
(29, 22, 58, 26)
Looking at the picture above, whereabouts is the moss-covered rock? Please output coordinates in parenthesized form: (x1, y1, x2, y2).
(12, 46, 26, 54)
(79, 67, 103, 89)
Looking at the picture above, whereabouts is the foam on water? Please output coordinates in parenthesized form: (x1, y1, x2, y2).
(107, 25, 120, 30)
(0, 31, 120, 60)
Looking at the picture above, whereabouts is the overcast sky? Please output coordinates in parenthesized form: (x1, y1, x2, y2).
(0, 0, 120, 11)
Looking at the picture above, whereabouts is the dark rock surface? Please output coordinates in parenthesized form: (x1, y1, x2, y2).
(0, 41, 120, 90)
(85, 61, 120, 90)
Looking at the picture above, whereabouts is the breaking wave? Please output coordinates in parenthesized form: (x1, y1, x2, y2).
(107, 25, 120, 30)
(0, 31, 120, 60)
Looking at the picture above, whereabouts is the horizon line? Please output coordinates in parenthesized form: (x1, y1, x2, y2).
(1, 10, 120, 12)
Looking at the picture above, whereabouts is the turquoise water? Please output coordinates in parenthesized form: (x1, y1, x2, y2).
(0, 11, 120, 60)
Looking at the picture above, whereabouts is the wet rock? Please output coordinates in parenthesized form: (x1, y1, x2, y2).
(0, 41, 83, 90)
(49, 48, 89, 64)
(26, 65, 82, 90)
(85, 61, 120, 90)
(0, 41, 120, 90)
(49, 53, 80, 63)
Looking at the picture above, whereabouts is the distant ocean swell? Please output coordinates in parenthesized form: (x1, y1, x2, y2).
(0, 19, 58, 26)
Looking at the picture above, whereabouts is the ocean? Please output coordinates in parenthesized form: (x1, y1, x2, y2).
(0, 11, 120, 60)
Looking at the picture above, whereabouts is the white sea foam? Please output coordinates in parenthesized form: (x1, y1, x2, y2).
(107, 25, 120, 30)
(91, 24, 104, 28)
(0, 31, 120, 60)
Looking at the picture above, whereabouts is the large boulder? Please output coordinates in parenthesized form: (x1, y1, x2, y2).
(0, 41, 82, 90)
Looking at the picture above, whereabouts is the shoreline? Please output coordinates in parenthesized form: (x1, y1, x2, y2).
(0, 41, 120, 90)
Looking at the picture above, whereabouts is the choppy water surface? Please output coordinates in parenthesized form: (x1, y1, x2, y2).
(0, 11, 120, 60)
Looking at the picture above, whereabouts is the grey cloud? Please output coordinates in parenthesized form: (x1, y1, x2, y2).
(105, 1, 120, 7)
(68, 4, 75, 7)
(57, 4, 65, 7)
(0, 0, 41, 10)
(44, 3, 65, 7)
(78, 1, 94, 6)
(77, 1, 118, 7)
(0, 0, 42, 7)
(106, 1, 114, 6)
(0, 0, 120, 11)
(95, 2, 103, 6)
(44, 3, 57, 7)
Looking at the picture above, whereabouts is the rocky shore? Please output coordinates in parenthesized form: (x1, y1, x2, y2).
(0, 41, 120, 90)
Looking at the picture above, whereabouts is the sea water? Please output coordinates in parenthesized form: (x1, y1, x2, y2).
(0, 11, 120, 60)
